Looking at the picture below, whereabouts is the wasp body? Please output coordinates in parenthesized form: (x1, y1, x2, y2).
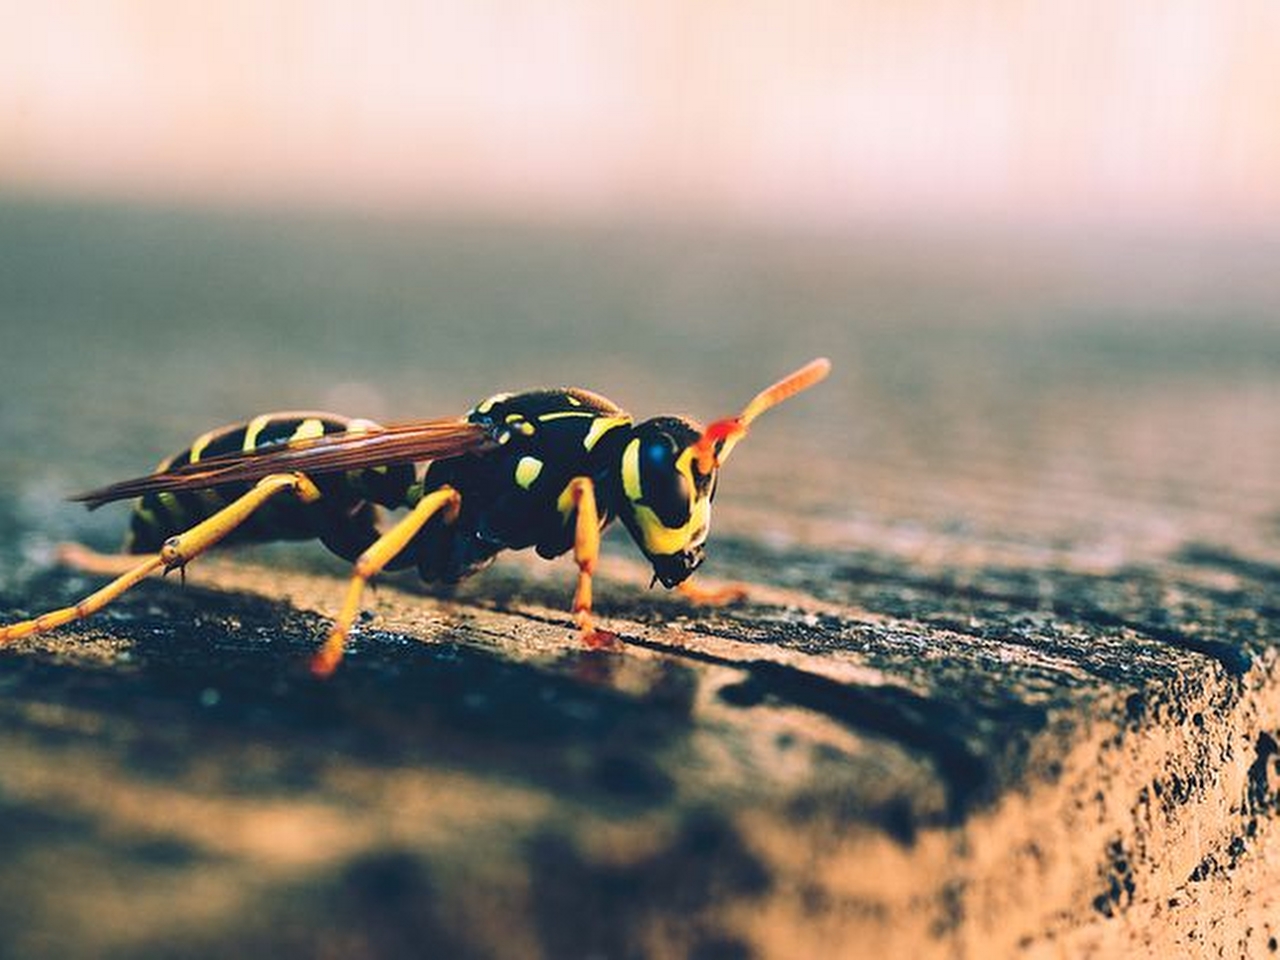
(1, 359, 830, 675)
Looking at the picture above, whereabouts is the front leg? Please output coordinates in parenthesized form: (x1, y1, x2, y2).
(677, 579, 748, 606)
(563, 477, 613, 647)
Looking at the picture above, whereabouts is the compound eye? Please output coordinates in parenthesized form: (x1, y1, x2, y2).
(642, 437, 692, 527)
(643, 437, 674, 470)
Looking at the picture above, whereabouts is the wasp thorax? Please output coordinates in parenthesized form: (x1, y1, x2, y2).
(617, 416, 717, 587)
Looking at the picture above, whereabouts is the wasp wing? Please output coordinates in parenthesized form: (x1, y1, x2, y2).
(72, 418, 495, 508)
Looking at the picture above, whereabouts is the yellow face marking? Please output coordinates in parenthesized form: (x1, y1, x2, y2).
(583, 416, 632, 452)
(621, 439, 712, 556)
(243, 414, 274, 451)
(188, 428, 219, 464)
(291, 418, 326, 442)
(675, 446, 698, 482)
(514, 456, 543, 490)
(621, 438, 643, 501)
(537, 410, 596, 422)
(631, 497, 711, 556)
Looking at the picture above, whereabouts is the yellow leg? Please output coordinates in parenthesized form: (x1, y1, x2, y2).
(677, 579, 748, 606)
(56, 542, 153, 576)
(310, 485, 461, 678)
(158, 472, 321, 568)
(565, 476, 612, 646)
(0, 554, 167, 641)
(0, 472, 321, 644)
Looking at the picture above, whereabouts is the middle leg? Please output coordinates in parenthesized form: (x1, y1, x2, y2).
(310, 485, 462, 677)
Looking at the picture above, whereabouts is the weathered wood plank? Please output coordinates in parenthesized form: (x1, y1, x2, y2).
(1, 536, 1276, 958)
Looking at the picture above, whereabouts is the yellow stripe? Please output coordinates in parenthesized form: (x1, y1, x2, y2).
(243, 414, 274, 451)
(291, 418, 326, 442)
(537, 410, 596, 422)
(189, 428, 219, 464)
(583, 416, 631, 452)
(476, 392, 512, 415)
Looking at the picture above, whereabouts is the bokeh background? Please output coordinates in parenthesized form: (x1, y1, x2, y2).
(1, 1, 1278, 575)
(5, 2, 1280, 228)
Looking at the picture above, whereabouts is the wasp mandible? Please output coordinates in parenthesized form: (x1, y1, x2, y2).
(1, 358, 831, 675)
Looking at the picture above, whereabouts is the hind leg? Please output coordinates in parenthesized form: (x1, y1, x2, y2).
(0, 473, 321, 643)
(53, 543, 152, 576)
(50, 499, 376, 580)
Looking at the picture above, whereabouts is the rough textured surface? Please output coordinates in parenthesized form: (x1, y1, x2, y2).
(1, 200, 1278, 958)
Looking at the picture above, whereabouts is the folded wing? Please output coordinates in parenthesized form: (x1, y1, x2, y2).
(72, 418, 495, 508)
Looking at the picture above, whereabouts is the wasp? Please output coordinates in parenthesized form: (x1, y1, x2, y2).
(0, 358, 830, 675)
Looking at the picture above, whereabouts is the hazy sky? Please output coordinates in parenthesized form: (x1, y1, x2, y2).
(2, 1, 1277, 231)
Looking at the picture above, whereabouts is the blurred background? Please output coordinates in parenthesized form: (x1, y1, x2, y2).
(4, 2, 1280, 229)
(1, 1, 1278, 575)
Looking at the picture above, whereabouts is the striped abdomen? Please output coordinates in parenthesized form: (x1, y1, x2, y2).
(125, 412, 417, 562)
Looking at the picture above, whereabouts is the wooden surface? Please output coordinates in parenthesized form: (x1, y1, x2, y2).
(1, 201, 1278, 958)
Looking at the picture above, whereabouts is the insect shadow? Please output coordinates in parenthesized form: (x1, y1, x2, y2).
(1, 573, 698, 805)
